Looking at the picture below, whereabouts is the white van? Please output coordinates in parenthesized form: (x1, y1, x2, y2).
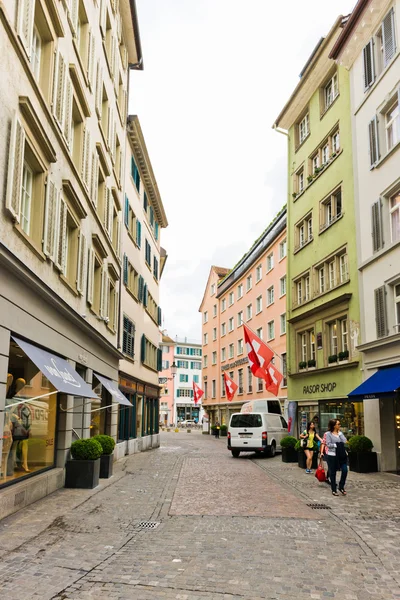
(227, 411, 288, 458)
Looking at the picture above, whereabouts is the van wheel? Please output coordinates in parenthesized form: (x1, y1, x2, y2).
(231, 450, 240, 458)
(267, 443, 276, 458)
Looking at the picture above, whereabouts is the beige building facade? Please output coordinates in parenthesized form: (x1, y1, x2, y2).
(0, 0, 142, 518)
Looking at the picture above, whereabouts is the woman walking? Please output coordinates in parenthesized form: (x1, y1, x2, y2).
(323, 419, 348, 496)
(300, 421, 323, 474)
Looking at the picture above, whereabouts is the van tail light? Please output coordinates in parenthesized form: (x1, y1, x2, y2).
(262, 431, 268, 446)
(228, 432, 231, 440)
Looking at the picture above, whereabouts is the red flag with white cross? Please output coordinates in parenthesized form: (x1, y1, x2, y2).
(243, 324, 274, 383)
(264, 362, 283, 397)
(223, 372, 238, 402)
(193, 382, 204, 405)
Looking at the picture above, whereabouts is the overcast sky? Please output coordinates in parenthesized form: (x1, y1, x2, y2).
(130, 0, 356, 342)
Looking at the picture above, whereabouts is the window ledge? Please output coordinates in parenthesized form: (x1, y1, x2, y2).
(295, 132, 311, 153)
(59, 274, 79, 297)
(319, 213, 344, 235)
(305, 149, 342, 189)
(359, 237, 400, 271)
(373, 139, 400, 171)
(294, 236, 313, 254)
(13, 224, 47, 262)
(290, 360, 359, 378)
(320, 93, 340, 120)
(355, 51, 400, 116)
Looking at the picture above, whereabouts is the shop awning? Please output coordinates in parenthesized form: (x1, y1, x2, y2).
(94, 373, 132, 406)
(12, 336, 99, 399)
(348, 365, 400, 400)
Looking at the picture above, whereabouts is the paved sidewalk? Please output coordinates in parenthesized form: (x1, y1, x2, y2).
(0, 431, 399, 600)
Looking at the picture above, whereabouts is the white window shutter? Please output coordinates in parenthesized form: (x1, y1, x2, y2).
(87, 246, 95, 305)
(113, 37, 119, 86)
(64, 76, 73, 147)
(110, 34, 115, 79)
(113, 286, 119, 332)
(6, 113, 25, 222)
(17, 0, 34, 58)
(117, 14, 122, 43)
(43, 179, 59, 259)
(99, 0, 107, 38)
(105, 273, 110, 320)
(81, 127, 91, 188)
(87, 29, 96, 89)
(55, 198, 67, 274)
(108, 198, 114, 241)
(68, 0, 79, 36)
(100, 264, 109, 318)
(91, 151, 99, 207)
(77, 233, 87, 295)
(116, 216, 121, 258)
(53, 52, 66, 127)
(107, 106, 112, 148)
(382, 9, 396, 66)
(95, 61, 102, 118)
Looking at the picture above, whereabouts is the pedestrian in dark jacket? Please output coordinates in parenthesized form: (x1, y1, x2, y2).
(215, 421, 220, 438)
(324, 419, 348, 496)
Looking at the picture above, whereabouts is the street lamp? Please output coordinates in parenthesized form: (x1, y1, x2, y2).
(170, 361, 177, 378)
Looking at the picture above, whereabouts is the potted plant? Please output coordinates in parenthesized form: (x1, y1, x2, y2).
(281, 436, 298, 462)
(331, 152, 337, 158)
(210, 425, 217, 436)
(338, 350, 349, 362)
(328, 354, 338, 365)
(348, 435, 377, 473)
(299, 361, 307, 370)
(307, 359, 316, 369)
(307, 175, 313, 183)
(292, 192, 298, 199)
(220, 424, 228, 437)
(295, 439, 318, 469)
(65, 438, 102, 489)
(93, 435, 115, 478)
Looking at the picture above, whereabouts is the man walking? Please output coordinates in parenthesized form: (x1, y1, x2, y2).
(215, 421, 221, 439)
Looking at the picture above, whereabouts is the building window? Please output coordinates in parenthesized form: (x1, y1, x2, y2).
(213, 304, 217, 317)
(339, 254, 349, 283)
(280, 276, 286, 297)
(267, 320, 275, 341)
(257, 378, 264, 392)
(212, 351, 217, 365)
(246, 304, 252, 321)
(237, 284, 243, 299)
(256, 295, 262, 314)
(256, 327, 262, 339)
(229, 292, 234, 306)
(281, 353, 287, 387)
(238, 311, 243, 326)
(314, 250, 349, 297)
(211, 283, 216, 295)
(324, 72, 338, 111)
(298, 112, 310, 145)
(332, 131, 340, 154)
(246, 274, 252, 291)
(228, 317, 234, 332)
(298, 329, 315, 367)
(229, 344, 234, 359)
(123, 315, 135, 358)
(237, 338, 243, 355)
(385, 97, 399, 150)
(320, 187, 342, 232)
(221, 322, 226, 336)
(295, 213, 312, 251)
(363, 8, 396, 92)
(221, 298, 226, 312)
(177, 360, 188, 368)
(327, 318, 349, 360)
(267, 286, 274, 306)
(279, 239, 287, 259)
(162, 360, 169, 369)
(203, 333, 208, 345)
(318, 265, 325, 294)
(204, 381, 208, 399)
(295, 167, 304, 195)
(280, 313, 286, 335)
(247, 366, 253, 393)
(256, 264, 262, 282)
(213, 327, 217, 341)
(191, 361, 201, 369)
(395, 283, 400, 332)
(203, 355, 208, 368)
(221, 347, 226, 361)
(390, 191, 400, 242)
(322, 143, 330, 165)
(221, 374, 226, 397)
(180, 374, 189, 383)
(238, 368, 244, 394)
(267, 253, 274, 271)
(294, 272, 310, 307)
(145, 239, 152, 267)
(203, 311, 208, 323)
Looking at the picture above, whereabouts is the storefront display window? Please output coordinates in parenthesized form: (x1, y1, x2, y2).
(118, 394, 136, 441)
(319, 399, 364, 437)
(297, 405, 319, 435)
(1, 340, 57, 487)
(136, 395, 143, 436)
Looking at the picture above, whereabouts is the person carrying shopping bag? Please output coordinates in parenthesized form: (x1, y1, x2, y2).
(324, 419, 348, 496)
(300, 421, 323, 474)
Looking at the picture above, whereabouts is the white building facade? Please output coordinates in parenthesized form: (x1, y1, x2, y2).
(173, 340, 203, 424)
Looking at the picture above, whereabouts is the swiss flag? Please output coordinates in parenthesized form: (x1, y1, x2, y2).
(243, 324, 274, 383)
(223, 372, 238, 402)
(193, 382, 204, 405)
(264, 362, 283, 397)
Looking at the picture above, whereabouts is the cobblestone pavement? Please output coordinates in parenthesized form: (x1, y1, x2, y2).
(0, 432, 399, 600)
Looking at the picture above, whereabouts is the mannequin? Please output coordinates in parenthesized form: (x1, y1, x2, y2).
(1, 374, 14, 480)
(8, 378, 31, 473)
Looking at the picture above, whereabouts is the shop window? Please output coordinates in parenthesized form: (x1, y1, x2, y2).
(2, 339, 57, 487)
(319, 400, 364, 437)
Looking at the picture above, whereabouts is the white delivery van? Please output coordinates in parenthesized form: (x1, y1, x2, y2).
(227, 409, 288, 458)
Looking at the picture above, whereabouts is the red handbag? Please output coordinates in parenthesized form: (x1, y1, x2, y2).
(315, 463, 326, 482)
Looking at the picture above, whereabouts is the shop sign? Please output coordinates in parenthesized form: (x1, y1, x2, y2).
(159, 377, 167, 384)
(119, 378, 137, 391)
(303, 382, 337, 394)
(221, 357, 249, 371)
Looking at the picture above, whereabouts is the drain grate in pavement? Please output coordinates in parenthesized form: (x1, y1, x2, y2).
(135, 521, 160, 530)
(306, 503, 331, 510)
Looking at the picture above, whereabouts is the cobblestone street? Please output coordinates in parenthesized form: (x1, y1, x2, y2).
(0, 432, 400, 600)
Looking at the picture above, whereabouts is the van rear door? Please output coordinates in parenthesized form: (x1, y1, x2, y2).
(229, 413, 264, 450)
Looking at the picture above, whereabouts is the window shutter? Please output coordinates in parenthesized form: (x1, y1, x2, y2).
(53, 52, 67, 127)
(6, 113, 25, 222)
(95, 61, 102, 118)
(81, 126, 91, 187)
(76, 233, 87, 295)
(155, 222, 159, 241)
(116, 217, 121, 258)
(87, 246, 95, 305)
(124, 195, 129, 227)
(55, 198, 67, 274)
(108, 198, 114, 242)
(100, 264, 107, 317)
(123, 254, 128, 285)
(138, 275, 144, 302)
(17, 0, 34, 58)
(104, 273, 110, 320)
(113, 286, 119, 332)
(91, 151, 99, 207)
(143, 191, 148, 212)
(157, 348, 162, 372)
(87, 29, 95, 88)
(368, 116, 379, 166)
(382, 8, 396, 66)
(363, 40, 375, 90)
(141, 334, 146, 363)
(371, 200, 384, 252)
(374, 286, 388, 338)
(107, 107, 113, 149)
(43, 179, 58, 259)
(109, 34, 115, 79)
(113, 37, 119, 86)
(63, 76, 73, 147)
(157, 306, 162, 326)
(68, 0, 79, 36)
(143, 284, 148, 307)
(99, 0, 107, 38)
(136, 220, 141, 248)
(104, 186, 111, 235)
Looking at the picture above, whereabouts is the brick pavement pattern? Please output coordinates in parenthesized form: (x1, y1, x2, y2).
(0, 431, 399, 600)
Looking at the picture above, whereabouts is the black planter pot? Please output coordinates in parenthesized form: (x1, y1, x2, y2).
(220, 430, 227, 437)
(100, 453, 114, 478)
(348, 451, 378, 473)
(298, 450, 318, 469)
(282, 447, 298, 463)
(65, 458, 100, 489)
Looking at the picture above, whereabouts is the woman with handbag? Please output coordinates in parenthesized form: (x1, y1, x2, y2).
(300, 421, 323, 474)
(324, 419, 348, 496)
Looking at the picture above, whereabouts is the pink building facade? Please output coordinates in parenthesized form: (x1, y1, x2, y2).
(159, 335, 176, 426)
(199, 208, 287, 426)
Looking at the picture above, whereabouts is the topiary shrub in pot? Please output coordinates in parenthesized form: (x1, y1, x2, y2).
(65, 438, 102, 489)
(220, 424, 228, 437)
(93, 435, 116, 479)
(347, 435, 377, 473)
(280, 436, 298, 463)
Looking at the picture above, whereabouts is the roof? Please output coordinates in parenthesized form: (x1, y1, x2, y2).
(161, 334, 175, 344)
(214, 266, 230, 278)
(329, 1, 370, 59)
(120, 0, 143, 69)
(127, 115, 168, 228)
(198, 265, 230, 312)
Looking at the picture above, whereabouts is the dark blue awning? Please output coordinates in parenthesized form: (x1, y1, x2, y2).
(348, 365, 400, 400)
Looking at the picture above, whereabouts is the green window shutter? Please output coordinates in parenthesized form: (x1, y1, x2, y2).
(136, 220, 141, 248)
(144, 192, 148, 212)
(123, 254, 128, 285)
(149, 206, 154, 226)
(157, 306, 162, 326)
(155, 222, 159, 240)
(143, 283, 148, 307)
(124, 195, 129, 227)
(138, 275, 144, 302)
(141, 334, 146, 362)
(157, 348, 162, 372)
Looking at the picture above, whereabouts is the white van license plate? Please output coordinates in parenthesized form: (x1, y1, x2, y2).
(239, 434, 252, 438)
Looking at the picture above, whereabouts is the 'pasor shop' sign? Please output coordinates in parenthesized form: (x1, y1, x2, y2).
(303, 382, 337, 394)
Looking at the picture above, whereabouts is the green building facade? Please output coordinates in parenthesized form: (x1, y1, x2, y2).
(274, 18, 362, 438)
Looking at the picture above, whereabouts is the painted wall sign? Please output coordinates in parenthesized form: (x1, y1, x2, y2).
(221, 357, 249, 371)
(303, 382, 337, 394)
